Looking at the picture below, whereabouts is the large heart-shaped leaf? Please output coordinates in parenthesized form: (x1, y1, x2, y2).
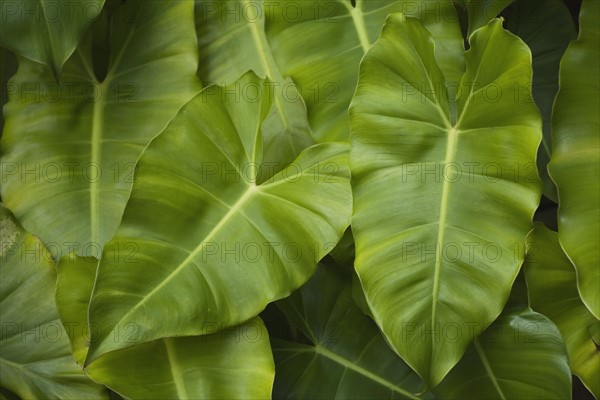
(196, 0, 314, 174)
(548, 0, 600, 319)
(85, 72, 352, 363)
(0, 205, 107, 399)
(0, 0, 105, 76)
(271, 264, 428, 399)
(265, 0, 465, 142)
(0, 0, 202, 259)
(56, 255, 275, 399)
(350, 15, 541, 387)
(524, 223, 600, 398)
(434, 307, 572, 399)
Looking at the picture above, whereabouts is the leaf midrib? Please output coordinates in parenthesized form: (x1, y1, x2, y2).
(38, 0, 59, 73)
(340, 0, 370, 53)
(474, 338, 507, 400)
(88, 184, 258, 359)
(0, 357, 69, 387)
(164, 338, 188, 399)
(89, 92, 105, 245)
(430, 127, 458, 352)
(88, 14, 138, 245)
(244, 0, 291, 132)
(429, 22, 500, 366)
(313, 345, 420, 399)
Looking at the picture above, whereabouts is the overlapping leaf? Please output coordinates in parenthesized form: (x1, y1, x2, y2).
(196, 0, 314, 175)
(85, 72, 352, 362)
(0, 0, 202, 258)
(350, 15, 541, 387)
(56, 255, 275, 399)
(0, 205, 106, 399)
(87, 326, 274, 400)
(434, 307, 571, 399)
(548, 0, 600, 318)
(0, 0, 105, 76)
(505, 0, 576, 201)
(525, 223, 600, 398)
(271, 264, 428, 399)
(458, 0, 516, 34)
(457, 0, 576, 85)
(266, 0, 465, 141)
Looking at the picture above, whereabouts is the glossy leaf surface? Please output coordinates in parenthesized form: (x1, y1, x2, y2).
(548, 0, 600, 318)
(57, 255, 275, 399)
(88, 325, 274, 400)
(266, 0, 465, 141)
(196, 0, 314, 174)
(1, 0, 201, 258)
(435, 308, 572, 399)
(86, 72, 352, 362)
(350, 15, 541, 387)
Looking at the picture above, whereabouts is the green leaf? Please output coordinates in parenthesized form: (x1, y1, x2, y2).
(0, 0, 202, 259)
(351, 269, 372, 318)
(56, 254, 98, 365)
(87, 322, 274, 400)
(85, 72, 352, 363)
(0, 0, 105, 76)
(272, 264, 428, 399)
(459, 0, 516, 35)
(56, 255, 275, 400)
(434, 308, 572, 399)
(505, 0, 576, 201)
(266, 0, 465, 142)
(328, 227, 355, 267)
(349, 15, 541, 387)
(0, 388, 18, 400)
(196, 0, 315, 175)
(548, 0, 600, 319)
(0, 47, 17, 131)
(503, 270, 529, 311)
(0, 205, 107, 399)
(524, 223, 600, 398)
